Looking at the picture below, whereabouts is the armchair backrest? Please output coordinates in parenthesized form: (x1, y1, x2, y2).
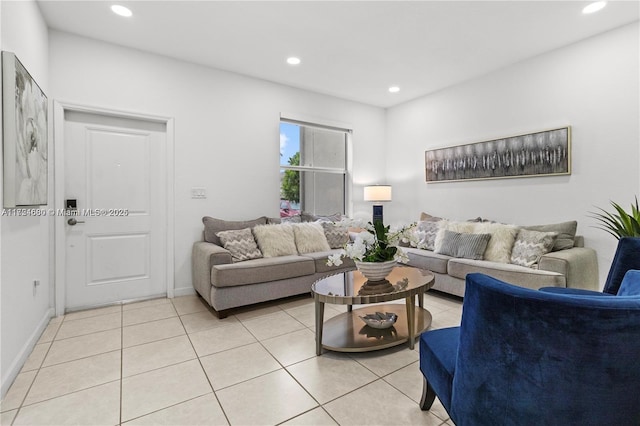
(451, 273, 640, 426)
(603, 237, 640, 294)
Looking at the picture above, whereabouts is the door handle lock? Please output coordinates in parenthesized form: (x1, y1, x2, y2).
(67, 218, 85, 226)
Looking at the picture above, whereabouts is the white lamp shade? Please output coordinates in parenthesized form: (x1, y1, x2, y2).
(364, 185, 392, 202)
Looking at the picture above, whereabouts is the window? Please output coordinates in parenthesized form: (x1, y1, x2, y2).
(279, 119, 349, 217)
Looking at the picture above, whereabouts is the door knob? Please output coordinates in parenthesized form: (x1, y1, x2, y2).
(67, 218, 85, 226)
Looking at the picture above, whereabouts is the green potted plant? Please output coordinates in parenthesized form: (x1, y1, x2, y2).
(327, 219, 415, 281)
(591, 197, 640, 239)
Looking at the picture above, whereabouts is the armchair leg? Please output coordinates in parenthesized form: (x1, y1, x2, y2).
(419, 376, 436, 411)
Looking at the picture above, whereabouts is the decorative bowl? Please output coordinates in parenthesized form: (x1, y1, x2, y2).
(359, 312, 398, 329)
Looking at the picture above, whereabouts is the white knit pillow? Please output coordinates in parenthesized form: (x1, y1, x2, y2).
(475, 222, 519, 263)
(252, 224, 297, 257)
(293, 222, 331, 254)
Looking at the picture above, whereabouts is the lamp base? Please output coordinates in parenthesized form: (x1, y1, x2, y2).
(372, 205, 384, 224)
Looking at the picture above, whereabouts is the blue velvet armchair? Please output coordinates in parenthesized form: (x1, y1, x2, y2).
(419, 272, 640, 425)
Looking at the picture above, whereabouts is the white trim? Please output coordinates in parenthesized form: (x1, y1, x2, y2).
(174, 286, 197, 297)
(280, 112, 353, 133)
(53, 101, 175, 315)
(1, 308, 53, 396)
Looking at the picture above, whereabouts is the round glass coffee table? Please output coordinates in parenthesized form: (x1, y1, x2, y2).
(311, 266, 435, 355)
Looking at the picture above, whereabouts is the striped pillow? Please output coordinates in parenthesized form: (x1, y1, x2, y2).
(216, 228, 263, 262)
(435, 230, 491, 260)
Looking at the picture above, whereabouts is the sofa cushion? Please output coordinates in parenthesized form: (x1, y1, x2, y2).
(300, 212, 342, 222)
(436, 230, 491, 260)
(303, 250, 356, 274)
(415, 221, 440, 250)
(216, 228, 263, 262)
(404, 247, 451, 274)
(203, 216, 267, 246)
(321, 222, 350, 249)
(474, 223, 519, 263)
(523, 221, 577, 251)
(293, 222, 331, 254)
(448, 258, 566, 289)
(510, 229, 558, 267)
(211, 255, 315, 287)
(420, 212, 443, 222)
(253, 224, 298, 257)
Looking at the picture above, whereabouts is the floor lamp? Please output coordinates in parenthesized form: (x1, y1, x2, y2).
(363, 185, 392, 224)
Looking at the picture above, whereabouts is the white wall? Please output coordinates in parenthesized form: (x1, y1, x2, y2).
(48, 31, 387, 295)
(385, 22, 640, 286)
(1, 0, 52, 397)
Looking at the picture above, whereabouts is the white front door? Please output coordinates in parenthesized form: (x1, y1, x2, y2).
(63, 111, 167, 310)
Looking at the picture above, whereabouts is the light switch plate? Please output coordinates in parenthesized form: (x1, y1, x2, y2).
(191, 187, 206, 199)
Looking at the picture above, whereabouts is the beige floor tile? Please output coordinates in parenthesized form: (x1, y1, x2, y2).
(43, 328, 121, 367)
(13, 381, 120, 426)
(48, 316, 64, 325)
(324, 379, 443, 425)
(0, 409, 17, 425)
(188, 322, 256, 357)
(124, 393, 228, 425)
(240, 311, 306, 340)
(281, 407, 338, 425)
(216, 369, 317, 426)
(121, 359, 212, 422)
(123, 317, 185, 348)
(350, 344, 419, 377)
(261, 328, 317, 366)
(123, 303, 177, 326)
(123, 297, 171, 311)
(37, 321, 62, 344)
(64, 304, 122, 321)
(0, 371, 37, 412)
(277, 295, 314, 310)
(286, 353, 377, 404)
(23, 351, 120, 406)
(123, 335, 196, 377)
(429, 310, 462, 330)
(21, 343, 50, 372)
(232, 304, 283, 321)
(284, 303, 342, 328)
(171, 295, 209, 316)
(200, 342, 281, 390)
(180, 310, 238, 334)
(55, 312, 121, 340)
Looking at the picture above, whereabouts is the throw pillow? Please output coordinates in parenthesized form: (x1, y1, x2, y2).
(435, 230, 491, 260)
(216, 228, 263, 262)
(510, 229, 559, 267)
(415, 220, 440, 250)
(419, 212, 443, 222)
(203, 216, 267, 246)
(293, 222, 331, 254)
(252, 224, 298, 257)
(475, 223, 519, 263)
(433, 220, 478, 252)
(300, 211, 342, 223)
(523, 220, 577, 251)
(321, 221, 350, 249)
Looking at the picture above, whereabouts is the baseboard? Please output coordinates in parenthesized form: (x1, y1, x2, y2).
(1, 307, 54, 398)
(173, 286, 196, 297)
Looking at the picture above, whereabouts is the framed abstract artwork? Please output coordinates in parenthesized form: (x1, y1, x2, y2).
(425, 127, 571, 183)
(2, 51, 48, 207)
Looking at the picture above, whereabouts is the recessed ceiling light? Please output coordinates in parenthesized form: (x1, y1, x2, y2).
(583, 1, 607, 14)
(388, 86, 400, 93)
(286, 57, 301, 66)
(111, 5, 132, 17)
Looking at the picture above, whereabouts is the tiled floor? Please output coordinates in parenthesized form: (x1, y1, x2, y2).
(0, 291, 463, 426)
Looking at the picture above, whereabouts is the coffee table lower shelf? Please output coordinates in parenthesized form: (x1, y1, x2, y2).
(320, 304, 432, 353)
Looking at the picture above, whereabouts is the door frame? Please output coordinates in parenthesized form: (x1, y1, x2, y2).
(53, 101, 175, 316)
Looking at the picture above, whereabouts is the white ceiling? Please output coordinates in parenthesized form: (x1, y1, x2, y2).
(38, 1, 639, 108)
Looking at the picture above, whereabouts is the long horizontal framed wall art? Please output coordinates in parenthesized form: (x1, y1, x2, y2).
(425, 126, 571, 183)
(2, 51, 48, 207)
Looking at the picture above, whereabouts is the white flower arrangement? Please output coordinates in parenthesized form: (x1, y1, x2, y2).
(327, 219, 416, 266)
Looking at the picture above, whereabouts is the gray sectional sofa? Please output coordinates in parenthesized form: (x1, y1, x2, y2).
(192, 216, 354, 318)
(404, 217, 599, 297)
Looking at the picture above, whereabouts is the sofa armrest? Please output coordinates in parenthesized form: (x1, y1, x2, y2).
(538, 247, 599, 291)
(192, 242, 233, 303)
